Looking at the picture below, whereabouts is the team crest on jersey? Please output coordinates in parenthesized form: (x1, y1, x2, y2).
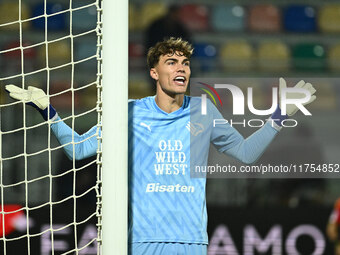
(186, 122, 204, 136)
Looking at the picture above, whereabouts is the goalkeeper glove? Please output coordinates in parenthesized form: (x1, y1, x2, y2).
(279, 77, 316, 116)
(271, 78, 316, 127)
(5, 85, 58, 121)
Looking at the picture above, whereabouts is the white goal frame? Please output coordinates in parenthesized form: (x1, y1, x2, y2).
(0, 0, 128, 253)
(101, 1, 128, 254)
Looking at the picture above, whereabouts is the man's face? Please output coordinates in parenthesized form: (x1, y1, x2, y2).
(150, 51, 191, 96)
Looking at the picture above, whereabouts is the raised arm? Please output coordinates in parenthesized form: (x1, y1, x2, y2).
(51, 118, 99, 160)
(5, 84, 99, 160)
(211, 78, 316, 164)
(211, 117, 278, 164)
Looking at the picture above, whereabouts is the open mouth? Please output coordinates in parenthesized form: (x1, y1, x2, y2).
(173, 76, 186, 85)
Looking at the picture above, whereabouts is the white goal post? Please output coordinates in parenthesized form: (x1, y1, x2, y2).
(101, 0, 128, 255)
(0, 0, 128, 254)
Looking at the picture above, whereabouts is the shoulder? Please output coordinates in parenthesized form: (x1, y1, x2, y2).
(184, 96, 203, 108)
(187, 95, 217, 111)
(128, 96, 155, 110)
(186, 95, 215, 105)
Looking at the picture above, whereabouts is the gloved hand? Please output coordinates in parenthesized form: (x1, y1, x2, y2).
(279, 78, 316, 116)
(5, 85, 58, 121)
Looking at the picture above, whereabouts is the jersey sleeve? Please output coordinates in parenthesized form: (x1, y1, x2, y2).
(208, 100, 279, 164)
(51, 117, 100, 160)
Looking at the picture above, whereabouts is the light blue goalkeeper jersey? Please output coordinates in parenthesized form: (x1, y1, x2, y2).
(50, 95, 279, 244)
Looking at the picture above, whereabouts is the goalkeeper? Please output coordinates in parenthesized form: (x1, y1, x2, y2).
(6, 37, 316, 255)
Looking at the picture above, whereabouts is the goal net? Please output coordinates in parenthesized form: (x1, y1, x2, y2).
(0, 0, 108, 254)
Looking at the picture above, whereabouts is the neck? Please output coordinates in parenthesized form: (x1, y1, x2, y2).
(155, 88, 184, 113)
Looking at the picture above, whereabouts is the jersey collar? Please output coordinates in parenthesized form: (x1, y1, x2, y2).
(151, 95, 190, 116)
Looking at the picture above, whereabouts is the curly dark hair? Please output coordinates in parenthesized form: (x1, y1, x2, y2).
(146, 37, 193, 69)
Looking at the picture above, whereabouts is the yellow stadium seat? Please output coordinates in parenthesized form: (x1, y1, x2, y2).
(328, 44, 340, 72)
(0, 2, 30, 30)
(38, 40, 71, 68)
(257, 41, 290, 72)
(139, 3, 167, 30)
(319, 4, 340, 33)
(220, 41, 254, 72)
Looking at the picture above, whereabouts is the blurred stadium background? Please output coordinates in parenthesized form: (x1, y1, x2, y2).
(0, 0, 340, 254)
